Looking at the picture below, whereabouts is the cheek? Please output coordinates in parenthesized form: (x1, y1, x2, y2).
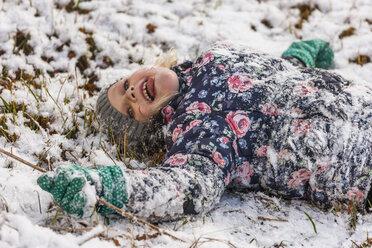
(138, 105, 154, 120)
(159, 72, 178, 93)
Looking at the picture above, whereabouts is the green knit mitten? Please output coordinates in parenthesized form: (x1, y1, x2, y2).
(282, 39, 335, 69)
(37, 164, 127, 217)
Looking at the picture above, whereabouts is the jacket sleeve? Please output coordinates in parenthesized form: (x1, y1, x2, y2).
(121, 118, 236, 222)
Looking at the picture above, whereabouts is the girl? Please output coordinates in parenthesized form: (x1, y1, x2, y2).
(38, 40, 372, 222)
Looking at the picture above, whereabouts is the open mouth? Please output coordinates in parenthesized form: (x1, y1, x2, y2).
(142, 77, 155, 102)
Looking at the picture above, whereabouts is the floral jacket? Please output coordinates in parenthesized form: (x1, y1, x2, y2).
(122, 41, 372, 222)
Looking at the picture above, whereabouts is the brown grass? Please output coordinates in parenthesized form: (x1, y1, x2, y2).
(349, 53, 371, 66)
(339, 27, 356, 39)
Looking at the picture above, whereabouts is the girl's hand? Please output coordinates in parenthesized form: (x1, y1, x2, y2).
(37, 164, 127, 217)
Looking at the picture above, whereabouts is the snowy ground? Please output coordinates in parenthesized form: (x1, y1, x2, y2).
(0, 0, 372, 247)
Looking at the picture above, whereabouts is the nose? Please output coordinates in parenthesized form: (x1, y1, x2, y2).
(126, 86, 136, 102)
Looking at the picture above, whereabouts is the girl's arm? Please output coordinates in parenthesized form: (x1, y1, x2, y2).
(123, 115, 237, 222)
(123, 154, 225, 222)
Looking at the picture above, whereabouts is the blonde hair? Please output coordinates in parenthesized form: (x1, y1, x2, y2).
(153, 48, 178, 68)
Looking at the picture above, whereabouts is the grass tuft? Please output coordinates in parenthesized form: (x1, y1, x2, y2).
(293, 4, 314, 29)
(349, 53, 371, 66)
(13, 30, 34, 56)
(65, 0, 91, 14)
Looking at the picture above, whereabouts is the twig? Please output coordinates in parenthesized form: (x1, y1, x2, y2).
(99, 141, 117, 165)
(107, 227, 134, 242)
(43, 225, 93, 231)
(97, 198, 186, 243)
(190, 236, 238, 248)
(67, 149, 79, 161)
(0, 148, 186, 243)
(0, 147, 47, 173)
(78, 228, 105, 246)
(350, 240, 361, 248)
(23, 112, 47, 137)
(257, 216, 288, 222)
(0, 194, 9, 212)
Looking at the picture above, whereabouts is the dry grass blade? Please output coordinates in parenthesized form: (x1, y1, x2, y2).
(78, 229, 106, 246)
(304, 211, 317, 234)
(189, 236, 238, 248)
(44, 225, 93, 231)
(23, 112, 47, 136)
(258, 216, 288, 222)
(97, 198, 186, 243)
(67, 149, 79, 161)
(0, 194, 9, 213)
(107, 227, 134, 242)
(99, 141, 117, 165)
(135, 231, 161, 241)
(350, 240, 361, 248)
(123, 126, 128, 164)
(0, 147, 47, 173)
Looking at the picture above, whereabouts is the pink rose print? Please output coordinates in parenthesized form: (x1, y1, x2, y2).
(234, 161, 254, 186)
(185, 120, 202, 133)
(262, 103, 279, 115)
(292, 119, 313, 136)
(233, 139, 239, 154)
(220, 137, 229, 144)
(161, 105, 175, 125)
(217, 136, 231, 149)
(199, 52, 214, 67)
(218, 44, 228, 49)
(346, 187, 364, 204)
(227, 72, 254, 93)
(224, 173, 231, 185)
(256, 146, 267, 157)
(211, 150, 226, 168)
(217, 64, 225, 71)
(289, 107, 303, 116)
(172, 124, 183, 143)
(225, 111, 251, 138)
(187, 77, 192, 86)
(186, 101, 211, 114)
(164, 153, 189, 166)
(288, 169, 312, 189)
(313, 159, 331, 175)
(277, 149, 292, 160)
(294, 82, 317, 96)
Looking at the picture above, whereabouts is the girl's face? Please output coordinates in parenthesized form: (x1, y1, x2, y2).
(107, 67, 179, 123)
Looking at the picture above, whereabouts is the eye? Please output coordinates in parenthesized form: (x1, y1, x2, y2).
(124, 80, 129, 91)
(128, 108, 134, 119)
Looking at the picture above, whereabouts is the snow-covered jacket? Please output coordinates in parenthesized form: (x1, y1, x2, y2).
(122, 41, 372, 222)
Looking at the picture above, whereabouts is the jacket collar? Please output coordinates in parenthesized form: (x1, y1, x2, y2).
(160, 61, 193, 124)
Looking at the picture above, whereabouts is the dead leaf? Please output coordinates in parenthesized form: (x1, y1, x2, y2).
(146, 23, 157, 33)
(112, 238, 120, 246)
(339, 27, 355, 39)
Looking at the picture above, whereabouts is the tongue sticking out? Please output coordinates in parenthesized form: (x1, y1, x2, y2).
(147, 77, 155, 99)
